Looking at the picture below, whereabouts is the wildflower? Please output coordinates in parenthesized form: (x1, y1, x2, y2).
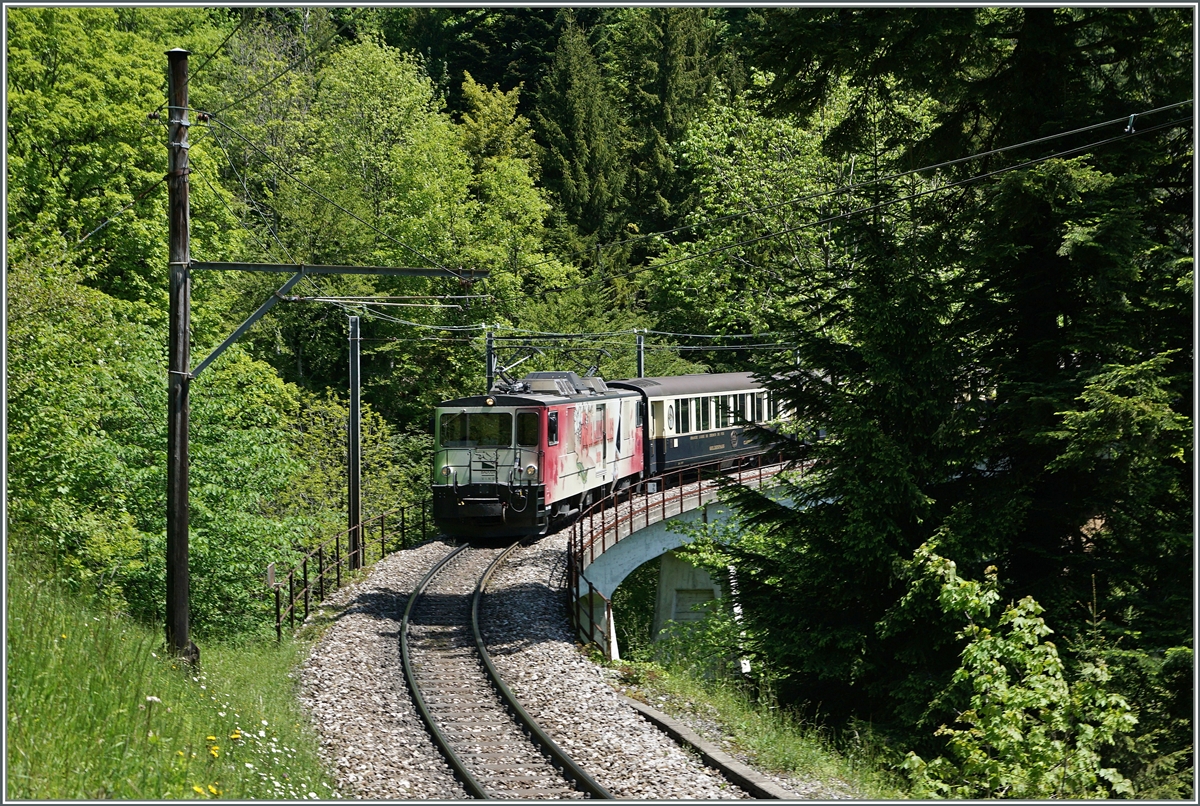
(261, 720, 268, 726)
(245, 762, 254, 769)
(230, 731, 242, 740)
(193, 785, 205, 795)
(208, 784, 219, 795)
(146, 696, 162, 704)
(61, 633, 67, 639)
(177, 751, 185, 757)
(209, 746, 220, 758)
(218, 711, 226, 717)
(206, 736, 217, 741)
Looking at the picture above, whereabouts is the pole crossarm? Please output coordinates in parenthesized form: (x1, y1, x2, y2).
(191, 261, 487, 279)
(189, 262, 489, 378)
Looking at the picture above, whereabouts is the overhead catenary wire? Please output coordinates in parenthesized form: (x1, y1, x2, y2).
(188, 14, 251, 85)
(510, 99, 1194, 276)
(203, 20, 349, 118)
(206, 121, 298, 263)
(206, 117, 460, 278)
(73, 176, 167, 247)
(537, 114, 1193, 298)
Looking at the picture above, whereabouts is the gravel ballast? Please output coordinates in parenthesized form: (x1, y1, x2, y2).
(297, 532, 849, 799)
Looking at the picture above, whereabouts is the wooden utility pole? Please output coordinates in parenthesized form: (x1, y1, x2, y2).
(165, 48, 197, 663)
(347, 316, 362, 570)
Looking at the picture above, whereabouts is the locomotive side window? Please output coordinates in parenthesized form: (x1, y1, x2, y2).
(439, 412, 512, 447)
(755, 393, 765, 422)
(547, 411, 559, 445)
(517, 411, 540, 447)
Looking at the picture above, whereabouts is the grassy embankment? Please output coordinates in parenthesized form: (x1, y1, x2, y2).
(608, 560, 908, 799)
(608, 658, 909, 799)
(6, 553, 338, 800)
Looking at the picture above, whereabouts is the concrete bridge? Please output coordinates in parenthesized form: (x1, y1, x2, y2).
(568, 459, 785, 660)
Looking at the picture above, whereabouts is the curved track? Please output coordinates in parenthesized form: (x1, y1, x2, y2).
(401, 542, 612, 799)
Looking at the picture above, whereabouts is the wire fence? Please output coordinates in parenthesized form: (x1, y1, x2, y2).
(267, 499, 432, 639)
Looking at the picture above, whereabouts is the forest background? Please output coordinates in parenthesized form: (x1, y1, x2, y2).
(5, 6, 1193, 797)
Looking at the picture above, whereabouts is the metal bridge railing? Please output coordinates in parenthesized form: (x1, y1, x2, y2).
(568, 454, 785, 656)
(267, 499, 432, 640)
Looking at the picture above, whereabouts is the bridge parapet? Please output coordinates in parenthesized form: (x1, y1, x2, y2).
(568, 456, 785, 658)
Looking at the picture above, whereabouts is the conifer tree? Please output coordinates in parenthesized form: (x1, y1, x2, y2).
(533, 16, 628, 246)
(613, 7, 718, 238)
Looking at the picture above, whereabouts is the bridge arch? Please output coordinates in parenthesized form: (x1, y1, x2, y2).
(569, 459, 785, 659)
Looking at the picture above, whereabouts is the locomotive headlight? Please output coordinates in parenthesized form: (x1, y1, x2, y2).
(525, 463, 537, 477)
(485, 396, 495, 406)
(441, 466, 451, 477)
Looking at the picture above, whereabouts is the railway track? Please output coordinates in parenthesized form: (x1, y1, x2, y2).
(401, 541, 612, 799)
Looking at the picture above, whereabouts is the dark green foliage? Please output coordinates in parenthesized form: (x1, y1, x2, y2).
(383, 8, 560, 118)
(533, 17, 628, 245)
(692, 5, 1193, 792)
(610, 8, 719, 240)
(610, 559, 661, 661)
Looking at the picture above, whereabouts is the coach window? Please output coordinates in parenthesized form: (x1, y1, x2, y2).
(695, 396, 711, 431)
(547, 411, 559, 445)
(675, 397, 690, 433)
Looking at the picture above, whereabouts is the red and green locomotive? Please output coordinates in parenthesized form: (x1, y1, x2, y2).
(431, 370, 778, 538)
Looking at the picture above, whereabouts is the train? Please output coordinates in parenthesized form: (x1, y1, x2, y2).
(431, 370, 783, 538)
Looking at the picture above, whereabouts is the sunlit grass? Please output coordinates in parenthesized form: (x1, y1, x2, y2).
(6, 553, 339, 800)
(610, 659, 909, 799)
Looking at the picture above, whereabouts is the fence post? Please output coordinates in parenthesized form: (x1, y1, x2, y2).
(318, 546, 325, 602)
(274, 585, 282, 641)
(422, 504, 427, 543)
(401, 507, 406, 550)
(335, 533, 341, 589)
(302, 557, 309, 621)
(288, 571, 295, 630)
(381, 512, 386, 557)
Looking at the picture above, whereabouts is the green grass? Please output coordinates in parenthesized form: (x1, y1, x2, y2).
(6, 553, 339, 800)
(610, 659, 909, 799)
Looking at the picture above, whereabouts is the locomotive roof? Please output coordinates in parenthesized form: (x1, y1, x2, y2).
(436, 387, 637, 409)
(608, 371, 762, 398)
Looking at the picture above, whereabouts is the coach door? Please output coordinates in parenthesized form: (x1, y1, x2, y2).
(597, 403, 607, 467)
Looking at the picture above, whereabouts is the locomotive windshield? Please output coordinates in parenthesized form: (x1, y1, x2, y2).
(439, 412, 512, 447)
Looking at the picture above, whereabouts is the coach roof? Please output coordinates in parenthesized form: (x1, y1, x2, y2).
(608, 371, 761, 398)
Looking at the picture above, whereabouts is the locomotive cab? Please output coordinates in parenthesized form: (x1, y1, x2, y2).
(431, 372, 643, 539)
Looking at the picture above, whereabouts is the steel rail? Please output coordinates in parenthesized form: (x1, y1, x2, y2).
(398, 542, 487, 799)
(472, 542, 615, 800)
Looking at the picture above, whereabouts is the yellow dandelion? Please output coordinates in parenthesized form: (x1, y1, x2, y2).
(208, 784, 220, 795)
(206, 736, 217, 741)
(60, 634, 66, 639)
(177, 750, 185, 757)
(193, 785, 205, 795)
(209, 746, 219, 758)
